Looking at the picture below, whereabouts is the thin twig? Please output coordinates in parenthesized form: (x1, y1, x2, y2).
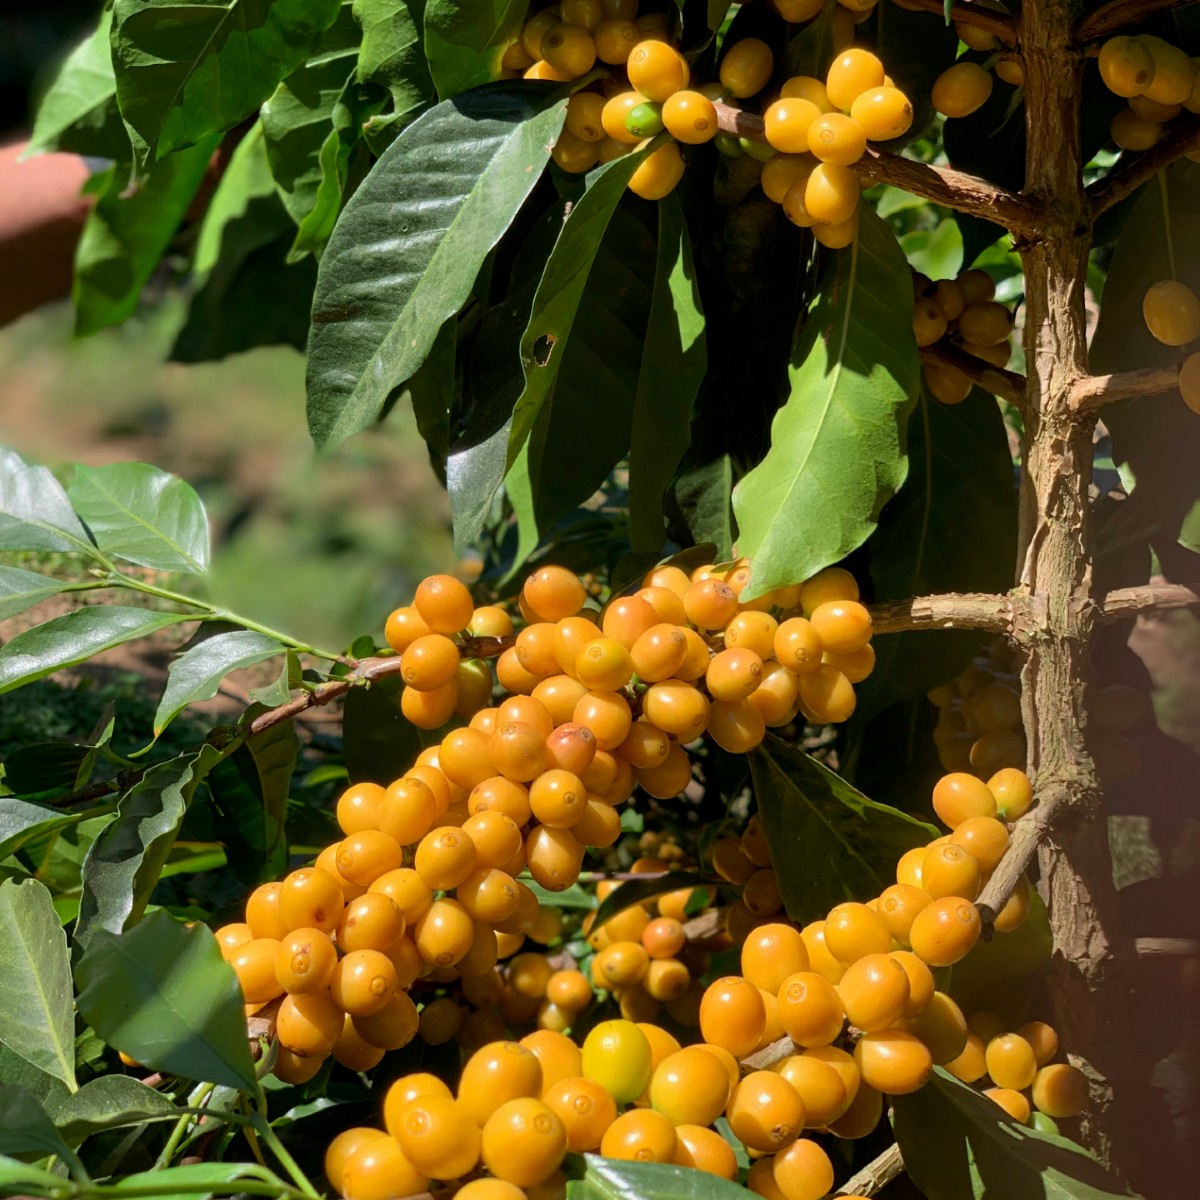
(975, 797, 1057, 922)
(1077, 0, 1200, 41)
(1087, 117, 1200, 217)
(712, 104, 1040, 234)
(921, 341, 1028, 409)
(1069, 362, 1182, 412)
(836, 1142, 906, 1197)
(1098, 581, 1200, 622)
(742, 1035, 798, 1071)
(893, 0, 1017, 42)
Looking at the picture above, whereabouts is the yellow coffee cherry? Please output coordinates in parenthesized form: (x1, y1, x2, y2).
(807, 113, 867, 166)
(1143, 279, 1200, 347)
(1110, 108, 1163, 151)
(764, 98, 823, 154)
(850, 86, 913, 141)
(628, 142, 686, 200)
(662, 90, 719, 143)
(825, 49, 885, 112)
(1099, 35, 1155, 98)
(720, 38, 775, 99)
(932, 62, 993, 118)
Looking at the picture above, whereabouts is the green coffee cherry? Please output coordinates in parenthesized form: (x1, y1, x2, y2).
(714, 132, 744, 158)
(625, 102, 665, 139)
(738, 136, 777, 162)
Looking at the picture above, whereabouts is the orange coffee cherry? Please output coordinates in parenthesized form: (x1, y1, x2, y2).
(908, 896, 981, 966)
(776, 972, 845, 1048)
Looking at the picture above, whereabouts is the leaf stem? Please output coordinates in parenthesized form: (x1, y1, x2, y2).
(154, 1081, 215, 1169)
(251, 1093, 320, 1200)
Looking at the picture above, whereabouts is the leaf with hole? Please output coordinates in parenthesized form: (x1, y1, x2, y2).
(75, 910, 257, 1092)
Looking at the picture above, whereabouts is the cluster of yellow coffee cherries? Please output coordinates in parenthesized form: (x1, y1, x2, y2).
(1097, 34, 1200, 152)
(911, 267, 1016, 405)
(929, 641, 1148, 783)
(1142, 279, 1200, 413)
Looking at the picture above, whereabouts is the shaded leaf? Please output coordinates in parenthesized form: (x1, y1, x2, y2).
(0, 1086, 75, 1162)
(154, 630, 282, 735)
(874, 4, 959, 144)
(306, 81, 567, 450)
(2, 742, 95, 795)
(110, 0, 343, 163)
(74, 748, 226, 957)
(423, 0, 529, 99)
(591, 872, 712, 930)
(75, 910, 258, 1092)
(0, 566, 70, 622)
(0, 1156, 65, 1191)
(0, 1045, 70, 1106)
(732, 207, 919, 599)
(73, 137, 221, 336)
(343, 675, 441, 784)
(750, 733, 936, 920)
(113, 1161, 294, 1195)
(673, 453, 735, 561)
(47, 1075, 178, 1143)
(0, 447, 95, 557)
(628, 193, 706, 555)
(0, 607, 194, 696)
(893, 1069, 1134, 1200)
(355, 0, 434, 112)
(569, 1153, 750, 1200)
(0, 880, 77, 1091)
(68, 462, 210, 574)
(28, 10, 128, 159)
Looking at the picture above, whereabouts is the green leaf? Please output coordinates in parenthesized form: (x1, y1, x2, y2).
(591, 872, 712, 930)
(673, 453, 735, 561)
(732, 207, 919, 600)
(0, 566, 69, 622)
(750, 734, 936, 920)
(2, 743, 95, 796)
(0, 607, 193, 696)
(74, 747, 226, 957)
(113, 1161, 294, 1196)
(523, 880, 595, 910)
(0, 1155, 66, 1191)
(0, 447, 96, 557)
(75, 910, 258, 1092)
(306, 81, 567, 450)
(47, 1075, 178, 1144)
(171, 123, 318, 362)
(154, 630, 282, 735)
(261, 2, 364, 228)
(0, 1086, 76, 1162)
(0, 880, 77, 1092)
(28, 10, 128, 159)
(73, 137, 221, 336)
(356, 0, 434, 113)
(0, 1044, 71, 1108)
(343, 675, 440, 784)
(110, 0, 343, 163)
(629, 194, 706, 555)
(569, 1153, 750, 1200)
(206, 721, 297, 885)
(855, 392, 1017, 723)
(67, 462, 210, 574)
(893, 1069, 1135, 1200)
(423, 0, 528, 99)
(0, 800, 99, 862)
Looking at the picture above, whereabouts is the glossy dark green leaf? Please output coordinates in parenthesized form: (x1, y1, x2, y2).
(306, 82, 566, 450)
(206, 721, 297, 885)
(110, 0, 342, 162)
(673, 453, 735, 561)
(0, 566, 69, 623)
(74, 747, 226, 957)
(73, 137, 220, 336)
(0, 607, 193, 696)
(261, 2, 364, 228)
(591, 871, 712, 930)
(628, 194, 706, 555)
(569, 1153, 750, 1200)
(154, 630, 282, 735)
(750, 734, 936, 920)
(0, 880, 76, 1092)
(47, 1075, 178, 1143)
(732, 207, 919, 600)
(67, 462, 210, 574)
(28, 10, 128, 159)
(855, 392, 1017, 724)
(171, 124, 318, 361)
(0, 800, 100, 862)
(0, 447, 96, 557)
(75, 910, 257, 1092)
(423, 0, 529, 99)
(0, 1086, 75, 1162)
(893, 1069, 1134, 1200)
(356, 0, 434, 112)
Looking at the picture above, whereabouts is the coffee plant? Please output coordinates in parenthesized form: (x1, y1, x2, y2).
(2, 0, 1198, 1197)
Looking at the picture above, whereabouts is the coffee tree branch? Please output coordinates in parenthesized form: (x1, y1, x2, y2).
(1069, 362, 1182, 411)
(1087, 117, 1200, 217)
(1077, 0, 1200, 41)
(920, 341, 1028, 408)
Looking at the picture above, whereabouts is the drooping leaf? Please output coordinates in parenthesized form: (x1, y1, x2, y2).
(110, 0, 343, 163)
(569, 1153, 751, 1200)
(306, 81, 568, 450)
(261, 2, 364, 228)
(171, 124, 319, 361)
(28, 9, 128, 160)
(154, 630, 283, 735)
(423, 0, 528, 99)
(67, 462, 210, 574)
(732, 206, 920, 599)
(47, 1075, 178, 1144)
(75, 910, 258, 1092)
(73, 136, 221, 336)
(0, 1087, 76, 1163)
(750, 733, 936, 920)
(355, 0, 434, 112)
(0, 800, 102, 862)
(73, 747, 227, 957)
(628, 193, 707, 554)
(590, 872, 712, 930)
(0, 566, 70, 623)
(0, 880, 77, 1092)
(0, 447, 96, 557)
(0, 607, 194, 696)
(206, 720, 296, 885)
(893, 1069, 1134, 1200)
